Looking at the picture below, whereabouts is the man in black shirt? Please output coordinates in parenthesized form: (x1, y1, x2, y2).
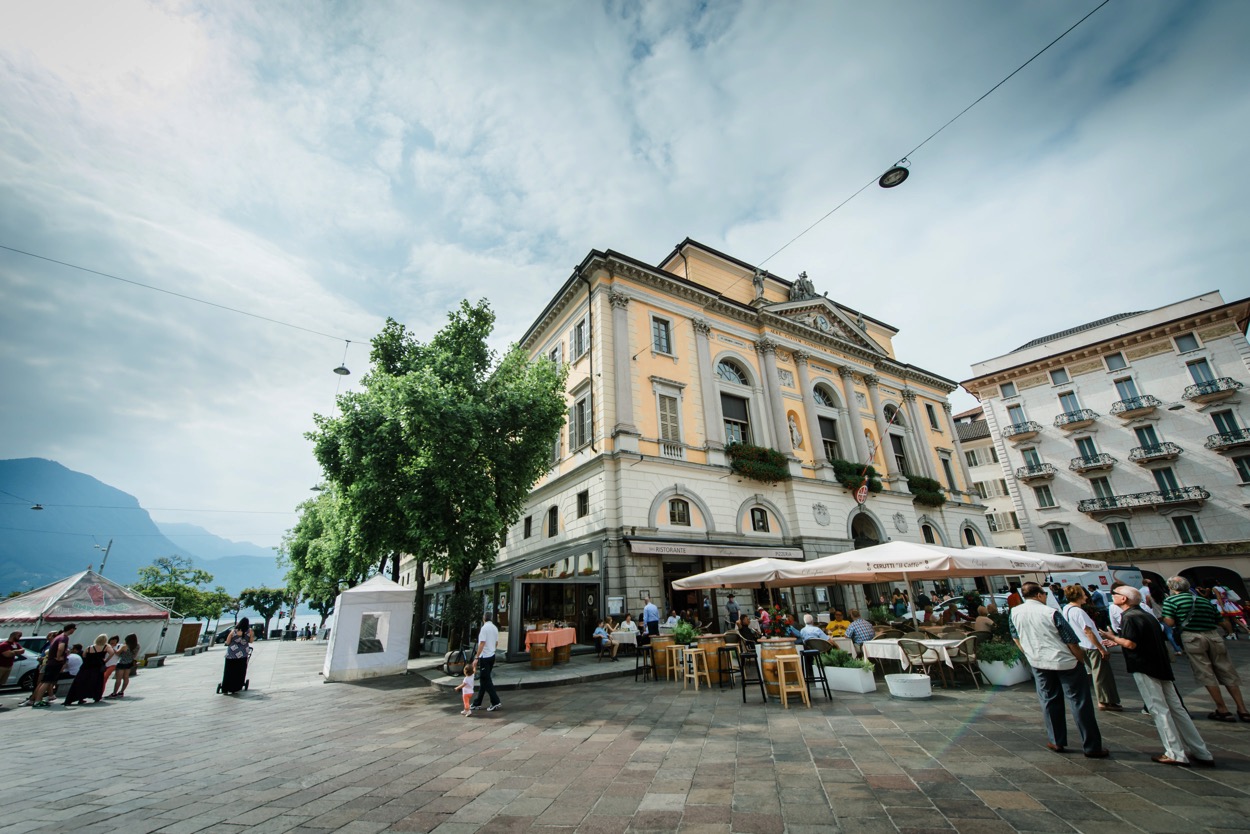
(1101, 586, 1213, 767)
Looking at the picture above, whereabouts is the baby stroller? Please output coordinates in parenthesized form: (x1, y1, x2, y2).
(217, 645, 253, 695)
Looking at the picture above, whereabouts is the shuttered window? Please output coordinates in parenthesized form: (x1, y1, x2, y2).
(658, 395, 680, 442)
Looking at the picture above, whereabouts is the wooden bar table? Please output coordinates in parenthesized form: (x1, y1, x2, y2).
(758, 637, 798, 700)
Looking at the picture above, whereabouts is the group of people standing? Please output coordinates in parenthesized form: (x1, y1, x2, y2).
(5, 624, 140, 708)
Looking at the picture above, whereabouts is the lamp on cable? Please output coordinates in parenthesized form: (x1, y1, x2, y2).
(333, 340, 351, 376)
(878, 158, 910, 189)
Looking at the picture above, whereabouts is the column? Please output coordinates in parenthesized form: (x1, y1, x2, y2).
(794, 352, 825, 462)
(692, 318, 724, 456)
(902, 389, 935, 478)
(865, 374, 900, 478)
(944, 402, 973, 494)
(837, 366, 869, 462)
(608, 290, 638, 443)
(756, 337, 791, 453)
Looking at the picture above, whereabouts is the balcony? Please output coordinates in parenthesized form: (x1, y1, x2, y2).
(1077, 486, 1209, 515)
(1003, 421, 1042, 442)
(1069, 453, 1117, 474)
(1015, 462, 1055, 482)
(1183, 377, 1243, 404)
(1205, 428, 1250, 452)
(1110, 395, 1161, 419)
(1054, 409, 1099, 431)
(1128, 442, 1183, 465)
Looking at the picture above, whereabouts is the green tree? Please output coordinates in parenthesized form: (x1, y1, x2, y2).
(309, 300, 566, 648)
(131, 555, 214, 617)
(239, 586, 288, 637)
(199, 586, 235, 640)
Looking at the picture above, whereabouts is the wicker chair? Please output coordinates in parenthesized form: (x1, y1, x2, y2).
(948, 635, 984, 689)
(898, 638, 945, 684)
(875, 629, 904, 640)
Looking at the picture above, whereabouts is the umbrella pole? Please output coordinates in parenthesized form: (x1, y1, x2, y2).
(906, 571, 919, 629)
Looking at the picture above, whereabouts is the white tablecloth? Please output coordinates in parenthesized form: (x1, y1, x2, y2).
(830, 637, 858, 657)
(860, 638, 963, 670)
(610, 631, 637, 646)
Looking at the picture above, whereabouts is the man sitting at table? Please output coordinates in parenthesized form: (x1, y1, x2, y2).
(798, 614, 825, 643)
(736, 615, 761, 645)
(825, 610, 851, 637)
(593, 620, 619, 661)
(975, 605, 995, 632)
(846, 609, 876, 646)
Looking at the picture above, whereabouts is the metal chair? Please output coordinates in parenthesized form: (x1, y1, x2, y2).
(718, 633, 743, 690)
(898, 638, 946, 685)
(876, 629, 904, 639)
(802, 638, 833, 701)
(948, 635, 983, 689)
(737, 641, 767, 703)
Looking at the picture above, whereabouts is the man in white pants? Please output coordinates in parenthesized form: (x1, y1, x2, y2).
(1101, 586, 1213, 767)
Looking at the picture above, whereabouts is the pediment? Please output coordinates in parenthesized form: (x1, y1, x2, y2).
(766, 298, 886, 355)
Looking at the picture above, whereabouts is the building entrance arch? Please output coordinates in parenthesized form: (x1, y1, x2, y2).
(850, 510, 883, 550)
(1179, 565, 1247, 600)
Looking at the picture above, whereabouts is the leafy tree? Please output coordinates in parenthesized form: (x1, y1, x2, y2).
(280, 488, 369, 593)
(308, 300, 566, 648)
(303, 579, 339, 630)
(131, 555, 214, 617)
(239, 586, 288, 637)
(199, 587, 236, 639)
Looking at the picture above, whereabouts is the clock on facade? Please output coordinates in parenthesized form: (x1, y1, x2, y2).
(814, 314, 832, 333)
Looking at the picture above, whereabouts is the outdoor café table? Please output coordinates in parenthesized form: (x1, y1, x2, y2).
(525, 627, 578, 662)
(610, 631, 637, 655)
(860, 638, 962, 672)
(830, 637, 858, 657)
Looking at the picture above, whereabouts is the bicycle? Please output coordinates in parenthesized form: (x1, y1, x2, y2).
(443, 641, 474, 677)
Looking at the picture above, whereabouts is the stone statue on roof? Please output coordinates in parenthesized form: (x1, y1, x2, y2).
(789, 271, 817, 301)
(752, 269, 765, 301)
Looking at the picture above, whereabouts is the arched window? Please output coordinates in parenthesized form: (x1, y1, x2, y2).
(669, 499, 690, 526)
(813, 386, 837, 408)
(883, 404, 905, 427)
(717, 359, 748, 385)
(963, 527, 978, 546)
(922, 524, 936, 544)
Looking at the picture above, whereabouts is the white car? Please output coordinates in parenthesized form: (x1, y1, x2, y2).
(933, 593, 1011, 618)
(4, 648, 42, 692)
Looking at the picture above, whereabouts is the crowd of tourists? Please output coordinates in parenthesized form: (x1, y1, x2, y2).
(1, 624, 141, 708)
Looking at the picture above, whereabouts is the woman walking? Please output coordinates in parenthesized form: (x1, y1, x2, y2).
(220, 618, 254, 694)
(100, 636, 121, 696)
(66, 634, 111, 705)
(108, 634, 139, 698)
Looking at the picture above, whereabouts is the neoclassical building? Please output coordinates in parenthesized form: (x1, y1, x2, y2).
(952, 406, 1026, 550)
(962, 291, 1250, 595)
(415, 239, 992, 658)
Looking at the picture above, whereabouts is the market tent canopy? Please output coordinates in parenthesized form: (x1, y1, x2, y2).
(322, 574, 415, 682)
(670, 558, 798, 591)
(0, 570, 172, 623)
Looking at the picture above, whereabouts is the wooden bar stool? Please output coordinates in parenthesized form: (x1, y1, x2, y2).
(775, 654, 810, 709)
(683, 647, 711, 691)
(666, 645, 685, 682)
(634, 644, 655, 683)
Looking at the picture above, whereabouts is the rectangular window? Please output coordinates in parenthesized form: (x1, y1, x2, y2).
(1090, 477, 1114, 500)
(1108, 521, 1134, 549)
(989, 445, 999, 463)
(1000, 382, 1017, 398)
(750, 507, 769, 532)
(577, 490, 589, 518)
(658, 394, 681, 442)
(1034, 484, 1056, 508)
(669, 499, 690, 526)
(1051, 368, 1070, 385)
(973, 481, 988, 500)
(569, 393, 592, 449)
(1075, 437, 1098, 458)
(1212, 410, 1239, 434)
(890, 434, 909, 475)
(940, 455, 957, 491)
(550, 428, 561, 465)
(571, 319, 588, 359)
(721, 394, 751, 445)
(1104, 352, 1127, 371)
(1175, 333, 1200, 353)
(1153, 467, 1179, 493)
(1022, 447, 1041, 466)
(1009, 511, 1020, 529)
(523, 516, 532, 539)
(1114, 377, 1139, 400)
(1187, 359, 1214, 384)
(925, 403, 940, 430)
(1006, 404, 1026, 426)
(547, 506, 558, 537)
(1233, 456, 1250, 483)
(965, 449, 979, 468)
(1134, 425, 1160, 447)
(1174, 516, 1203, 544)
(1058, 391, 1081, 412)
(819, 416, 840, 461)
(998, 479, 1009, 497)
(651, 317, 673, 354)
(986, 514, 999, 533)
(548, 343, 562, 365)
(1047, 528, 1072, 554)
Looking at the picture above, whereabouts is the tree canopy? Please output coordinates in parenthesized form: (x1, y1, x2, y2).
(239, 586, 289, 635)
(131, 555, 227, 620)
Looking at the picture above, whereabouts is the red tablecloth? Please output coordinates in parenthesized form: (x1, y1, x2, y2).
(525, 627, 577, 650)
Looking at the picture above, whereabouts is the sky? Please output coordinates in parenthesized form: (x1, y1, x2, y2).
(2, 0, 1248, 551)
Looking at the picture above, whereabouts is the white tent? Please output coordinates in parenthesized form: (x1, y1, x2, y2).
(322, 575, 415, 682)
(671, 558, 797, 591)
(781, 542, 1108, 586)
(0, 570, 181, 656)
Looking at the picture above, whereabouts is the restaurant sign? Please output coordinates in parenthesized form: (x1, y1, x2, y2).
(627, 541, 804, 560)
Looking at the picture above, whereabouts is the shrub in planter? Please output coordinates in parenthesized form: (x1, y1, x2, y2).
(977, 640, 1031, 686)
(866, 606, 892, 626)
(726, 443, 791, 484)
(976, 641, 1022, 667)
(907, 475, 947, 507)
(819, 648, 877, 693)
(672, 621, 701, 646)
(829, 459, 882, 494)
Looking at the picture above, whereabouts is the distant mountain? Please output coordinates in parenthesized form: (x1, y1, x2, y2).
(0, 458, 285, 597)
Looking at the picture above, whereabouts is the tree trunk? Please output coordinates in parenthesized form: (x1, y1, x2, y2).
(390, 550, 400, 583)
(410, 564, 426, 658)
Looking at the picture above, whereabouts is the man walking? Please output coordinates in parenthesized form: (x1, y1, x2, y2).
(28, 623, 75, 707)
(724, 594, 740, 632)
(642, 597, 660, 637)
(471, 613, 501, 713)
(0, 631, 24, 688)
(1102, 586, 1213, 767)
(1010, 584, 1107, 758)
(1161, 576, 1248, 722)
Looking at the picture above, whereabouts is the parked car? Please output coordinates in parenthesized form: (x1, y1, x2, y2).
(7, 650, 42, 692)
(933, 593, 1011, 618)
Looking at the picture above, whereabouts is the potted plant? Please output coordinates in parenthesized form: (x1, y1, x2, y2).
(977, 640, 1031, 687)
(672, 621, 701, 648)
(820, 649, 877, 693)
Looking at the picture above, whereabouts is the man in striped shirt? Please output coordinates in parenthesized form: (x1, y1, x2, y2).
(1161, 576, 1248, 723)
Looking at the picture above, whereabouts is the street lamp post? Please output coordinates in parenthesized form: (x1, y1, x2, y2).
(94, 539, 114, 575)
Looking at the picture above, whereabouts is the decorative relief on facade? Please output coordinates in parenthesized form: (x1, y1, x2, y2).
(901, 389, 917, 403)
(862, 373, 880, 387)
(892, 512, 908, 533)
(607, 289, 631, 308)
(942, 402, 953, 414)
(778, 369, 795, 388)
(717, 334, 747, 347)
(789, 271, 818, 301)
(792, 351, 810, 367)
(855, 392, 868, 408)
(1018, 374, 1049, 390)
(1198, 323, 1238, 341)
(1125, 341, 1173, 361)
(1069, 359, 1104, 376)
(788, 413, 803, 449)
(755, 336, 778, 354)
(777, 350, 791, 364)
(691, 318, 711, 336)
(813, 503, 831, 526)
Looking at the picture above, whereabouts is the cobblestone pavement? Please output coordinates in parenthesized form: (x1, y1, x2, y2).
(3, 640, 1249, 834)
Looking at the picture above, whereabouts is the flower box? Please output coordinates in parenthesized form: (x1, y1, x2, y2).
(979, 659, 1032, 687)
(826, 665, 877, 693)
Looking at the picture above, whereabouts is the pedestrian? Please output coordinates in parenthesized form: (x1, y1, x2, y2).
(1006, 584, 1023, 609)
(1009, 583, 1108, 758)
(108, 633, 139, 699)
(470, 613, 501, 712)
(1086, 584, 1111, 630)
(0, 631, 24, 688)
(1101, 586, 1214, 767)
(29, 624, 75, 707)
(1062, 586, 1121, 712)
(642, 597, 660, 636)
(1161, 576, 1249, 722)
(455, 660, 476, 716)
(220, 618, 254, 695)
(100, 636, 121, 696)
(724, 594, 740, 631)
(66, 634, 110, 705)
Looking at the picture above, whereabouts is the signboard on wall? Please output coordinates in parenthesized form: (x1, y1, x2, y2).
(627, 541, 804, 560)
(607, 596, 624, 615)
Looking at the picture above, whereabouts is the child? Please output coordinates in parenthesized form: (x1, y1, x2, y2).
(455, 660, 476, 716)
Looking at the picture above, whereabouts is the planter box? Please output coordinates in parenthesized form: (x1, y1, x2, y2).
(826, 666, 877, 693)
(980, 659, 1032, 687)
(886, 673, 932, 700)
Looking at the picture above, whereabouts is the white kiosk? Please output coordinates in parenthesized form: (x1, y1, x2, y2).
(322, 575, 415, 682)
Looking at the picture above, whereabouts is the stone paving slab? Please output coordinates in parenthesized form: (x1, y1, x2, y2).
(2, 639, 1249, 833)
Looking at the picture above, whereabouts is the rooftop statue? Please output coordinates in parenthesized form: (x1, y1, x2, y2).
(789, 271, 817, 301)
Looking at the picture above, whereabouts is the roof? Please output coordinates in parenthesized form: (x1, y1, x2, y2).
(956, 420, 991, 442)
(1012, 311, 1143, 352)
(953, 406, 983, 421)
(0, 570, 171, 623)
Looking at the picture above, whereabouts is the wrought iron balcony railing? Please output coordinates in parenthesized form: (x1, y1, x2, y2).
(1110, 395, 1162, 416)
(1128, 442, 1183, 463)
(1069, 453, 1116, 473)
(1183, 377, 1243, 401)
(1003, 421, 1043, 439)
(1205, 428, 1250, 451)
(1054, 409, 1099, 429)
(1015, 462, 1055, 480)
(1077, 486, 1209, 514)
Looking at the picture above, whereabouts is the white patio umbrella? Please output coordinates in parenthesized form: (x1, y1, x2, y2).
(670, 557, 797, 591)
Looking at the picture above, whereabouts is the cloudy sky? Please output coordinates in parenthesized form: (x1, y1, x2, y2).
(2, 1, 1248, 551)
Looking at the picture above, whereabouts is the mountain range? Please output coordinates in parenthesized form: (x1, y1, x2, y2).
(0, 458, 286, 597)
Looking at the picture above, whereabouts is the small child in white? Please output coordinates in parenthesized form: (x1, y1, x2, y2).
(455, 660, 476, 716)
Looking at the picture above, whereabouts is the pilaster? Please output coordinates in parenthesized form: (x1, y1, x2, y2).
(609, 289, 639, 452)
(838, 366, 870, 462)
(756, 337, 792, 454)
